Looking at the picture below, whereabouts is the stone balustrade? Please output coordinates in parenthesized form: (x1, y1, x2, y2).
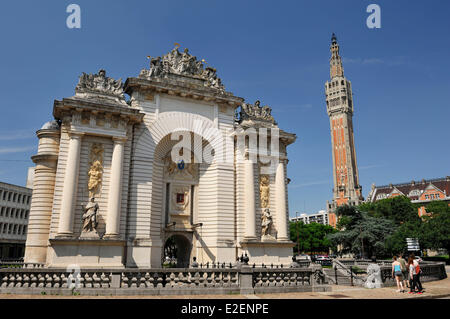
(379, 262, 447, 286)
(0, 266, 329, 296)
(331, 259, 447, 287)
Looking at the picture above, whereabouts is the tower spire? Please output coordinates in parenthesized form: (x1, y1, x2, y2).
(325, 34, 363, 228)
(330, 33, 344, 79)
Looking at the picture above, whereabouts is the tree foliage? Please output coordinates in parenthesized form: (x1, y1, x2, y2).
(421, 201, 450, 253)
(331, 198, 449, 257)
(289, 221, 337, 254)
(359, 196, 420, 225)
(327, 205, 396, 258)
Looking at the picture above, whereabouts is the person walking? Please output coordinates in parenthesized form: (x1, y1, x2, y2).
(412, 254, 423, 293)
(398, 254, 409, 289)
(408, 255, 423, 294)
(392, 256, 405, 292)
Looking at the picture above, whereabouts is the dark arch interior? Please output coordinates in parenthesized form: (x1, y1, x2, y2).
(163, 234, 192, 267)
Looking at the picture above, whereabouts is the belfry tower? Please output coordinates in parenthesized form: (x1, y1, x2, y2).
(325, 33, 363, 227)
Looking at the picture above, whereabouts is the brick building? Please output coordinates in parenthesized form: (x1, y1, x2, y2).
(366, 177, 450, 216)
(325, 34, 364, 227)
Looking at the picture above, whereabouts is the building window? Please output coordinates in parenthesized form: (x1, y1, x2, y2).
(176, 193, 185, 204)
(23, 225, 27, 235)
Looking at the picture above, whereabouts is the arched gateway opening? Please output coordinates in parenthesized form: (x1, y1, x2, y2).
(163, 234, 192, 267)
(150, 126, 217, 267)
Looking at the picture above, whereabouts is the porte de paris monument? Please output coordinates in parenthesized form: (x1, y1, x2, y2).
(24, 45, 297, 268)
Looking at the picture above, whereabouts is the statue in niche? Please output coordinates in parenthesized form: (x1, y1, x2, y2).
(259, 175, 270, 208)
(261, 208, 274, 239)
(81, 197, 99, 238)
(88, 143, 103, 198)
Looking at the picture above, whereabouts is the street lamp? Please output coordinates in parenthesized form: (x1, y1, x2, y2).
(295, 211, 300, 255)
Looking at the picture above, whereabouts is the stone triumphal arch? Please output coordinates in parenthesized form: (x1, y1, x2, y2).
(24, 45, 296, 268)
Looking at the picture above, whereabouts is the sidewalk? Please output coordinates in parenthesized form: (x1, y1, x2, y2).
(255, 276, 450, 299)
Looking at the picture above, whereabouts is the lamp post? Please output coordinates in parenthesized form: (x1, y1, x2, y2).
(296, 211, 300, 255)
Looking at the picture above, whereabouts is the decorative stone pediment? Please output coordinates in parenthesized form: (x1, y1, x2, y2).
(75, 69, 126, 104)
(240, 100, 277, 127)
(139, 44, 225, 92)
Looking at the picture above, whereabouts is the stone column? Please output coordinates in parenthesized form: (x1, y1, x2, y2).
(244, 159, 256, 240)
(56, 132, 83, 237)
(275, 161, 288, 241)
(104, 137, 126, 239)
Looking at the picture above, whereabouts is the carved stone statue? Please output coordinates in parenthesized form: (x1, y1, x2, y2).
(364, 263, 382, 288)
(140, 46, 225, 91)
(261, 208, 274, 239)
(88, 144, 103, 198)
(81, 197, 99, 238)
(240, 100, 276, 126)
(75, 69, 125, 103)
(259, 175, 270, 208)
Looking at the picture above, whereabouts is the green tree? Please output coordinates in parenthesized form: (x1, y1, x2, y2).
(385, 219, 424, 254)
(361, 196, 419, 225)
(327, 205, 396, 258)
(290, 221, 337, 254)
(421, 201, 450, 254)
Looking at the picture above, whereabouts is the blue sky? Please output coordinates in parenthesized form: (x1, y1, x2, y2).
(0, 1, 449, 217)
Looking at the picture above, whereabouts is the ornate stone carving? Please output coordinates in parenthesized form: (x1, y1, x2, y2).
(163, 154, 197, 180)
(75, 69, 126, 103)
(140, 45, 225, 91)
(81, 197, 99, 238)
(259, 175, 270, 208)
(172, 186, 190, 213)
(261, 208, 274, 240)
(240, 100, 277, 126)
(88, 143, 104, 198)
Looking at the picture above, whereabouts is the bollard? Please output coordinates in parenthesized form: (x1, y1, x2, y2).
(350, 266, 353, 286)
(335, 266, 338, 285)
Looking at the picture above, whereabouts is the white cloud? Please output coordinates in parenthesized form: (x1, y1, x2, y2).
(289, 180, 330, 188)
(343, 56, 407, 67)
(0, 146, 36, 154)
(0, 131, 35, 141)
(359, 164, 386, 170)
